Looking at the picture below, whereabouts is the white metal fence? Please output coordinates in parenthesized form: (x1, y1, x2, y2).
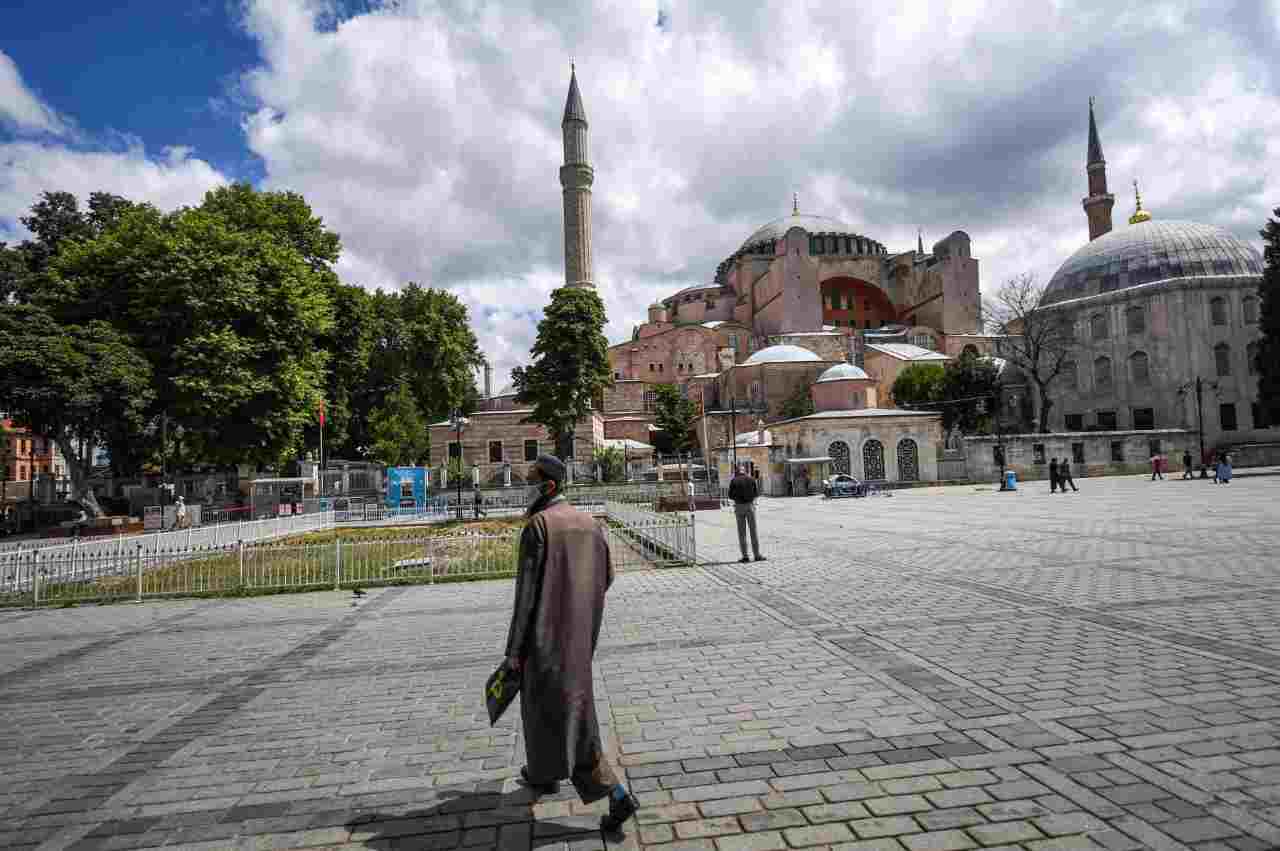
(0, 505, 696, 606)
(0, 511, 334, 575)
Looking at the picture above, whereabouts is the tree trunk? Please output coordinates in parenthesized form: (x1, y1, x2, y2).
(1037, 384, 1054, 434)
(54, 433, 105, 518)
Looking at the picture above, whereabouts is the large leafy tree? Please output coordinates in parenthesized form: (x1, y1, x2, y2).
(1258, 208, 1280, 427)
(892, 363, 946, 409)
(939, 352, 1001, 433)
(982, 273, 1076, 433)
(52, 198, 335, 468)
(0, 307, 153, 515)
(652, 383, 699, 452)
(367, 377, 431, 466)
(512, 287, 612, 459)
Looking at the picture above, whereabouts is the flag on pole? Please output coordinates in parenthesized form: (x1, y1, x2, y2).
(318, 399, 326, 428)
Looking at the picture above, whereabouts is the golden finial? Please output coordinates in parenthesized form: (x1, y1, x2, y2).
(1129, 178, 1151, 225)
(792, 192, 799, 215)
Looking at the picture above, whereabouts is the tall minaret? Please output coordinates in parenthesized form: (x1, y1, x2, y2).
(1082, 97, 1115, 241)
(560, 65, 594, 288)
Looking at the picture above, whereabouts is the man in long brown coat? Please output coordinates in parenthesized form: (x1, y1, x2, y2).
(504, 454, 639, 833)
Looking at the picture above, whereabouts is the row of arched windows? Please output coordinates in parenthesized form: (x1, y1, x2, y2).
(1085, 295, 1258, 340)
(1065, 341, 1260, 393)
(826, 438, 920, 482)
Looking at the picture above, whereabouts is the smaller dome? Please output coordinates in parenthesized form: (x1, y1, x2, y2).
(649, 301, 664, 309)
(496, 383, 517, 397)
(816, 363, 869, 382)
(742, 345, 822, 365)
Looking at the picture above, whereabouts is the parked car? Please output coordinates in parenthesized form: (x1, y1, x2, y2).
(823, 474, 864, 498)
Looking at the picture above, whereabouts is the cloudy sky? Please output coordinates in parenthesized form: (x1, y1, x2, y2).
(2, 0, 1278, 386)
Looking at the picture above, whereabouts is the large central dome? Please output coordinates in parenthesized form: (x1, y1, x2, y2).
(741, 214, 865, 250)
(1044, 220, 1263, 305)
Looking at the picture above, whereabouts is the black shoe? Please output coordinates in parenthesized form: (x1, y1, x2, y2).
(739, 557, 751, 564)
(601, 791, 640, 834)
(754, 555, 766, 561)
(519, 767, 559, 796)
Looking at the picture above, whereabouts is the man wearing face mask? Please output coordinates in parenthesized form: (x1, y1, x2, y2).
(503, 454, 639, 834)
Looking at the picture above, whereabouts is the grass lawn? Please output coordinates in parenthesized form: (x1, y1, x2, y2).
(13, 518, 529, 606)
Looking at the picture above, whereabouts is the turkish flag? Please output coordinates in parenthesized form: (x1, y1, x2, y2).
(318, 399, 326, 428)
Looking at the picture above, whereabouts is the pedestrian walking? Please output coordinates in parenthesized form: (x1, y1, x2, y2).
(728, 464, 765, 564)
(1049, 458, 1060, 493)
(1216, 452, 1233, 485)
(1150, 453, 1164, 481)
(503, 455, 639, 833)
(473, 488, 486, 519)
(1182, 449, 1194, 480)
(1060, 458, 1079, 492)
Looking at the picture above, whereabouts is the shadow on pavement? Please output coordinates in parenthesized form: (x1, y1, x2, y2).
(348, 787, 616, 850)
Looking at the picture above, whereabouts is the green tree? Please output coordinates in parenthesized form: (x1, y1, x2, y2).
(939, 352, 1001, 433)
(398, 283, 484, 421)
(0, 306, 153, 515)
(1258, 208, 1280, 426)
(779, 381, 816, 420)
(593, 445, 625, 482)
(50, 198, 335, 469)
(367, 377, 431, 466)
(653, 384, 698, 452)
(891, 363, 946, 409)
(512, 288, 612, 458)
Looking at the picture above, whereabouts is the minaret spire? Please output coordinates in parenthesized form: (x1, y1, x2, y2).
(560, 65, 594, 288)
(917, 227, 923, 254)
(1082, 97, 1115, 241)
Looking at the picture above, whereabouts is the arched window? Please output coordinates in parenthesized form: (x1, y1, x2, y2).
(828, 441, 851, 474)
(1126, 305, 1146, 335)
(1248, 341, 1260, 375)
(1090, 313, 1108, 340)
(1211, 296, 1227, 326)
(1094, 356, 1113, 392)
(1244, 297, 1259, 324)
(896, 439, 920, 481)
(1215, 342, 1232, 377)
(1062, 361, 1078, 390)
(1129, 351, 1150, 386)
(862, 439, 885, 480)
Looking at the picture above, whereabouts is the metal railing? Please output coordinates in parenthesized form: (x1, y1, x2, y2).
(0, 511, 335, 571)
(0, 507, 693, 606)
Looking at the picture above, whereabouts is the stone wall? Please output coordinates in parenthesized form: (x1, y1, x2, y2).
(1040, 277, 1277, 446)
(964, 428, 1193, 482)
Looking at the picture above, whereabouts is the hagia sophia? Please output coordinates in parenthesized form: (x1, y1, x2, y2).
(430, 69, 1274, 492)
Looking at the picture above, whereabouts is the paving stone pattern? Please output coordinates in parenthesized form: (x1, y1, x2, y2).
(2, 475, 1279, 850)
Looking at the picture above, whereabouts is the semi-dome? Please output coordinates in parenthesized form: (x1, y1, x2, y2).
(1044, 220, 1263, 305)
(742, 344, 822, 365)
(816, 363, 870, 382)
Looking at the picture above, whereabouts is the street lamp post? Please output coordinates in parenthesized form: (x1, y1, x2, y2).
(449, 409, 468, 522)
(729, 397, 738, 471)
(1177, 376, 1217, 478)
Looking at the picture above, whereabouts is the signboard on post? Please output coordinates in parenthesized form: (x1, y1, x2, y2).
(385, 467, 428, 509)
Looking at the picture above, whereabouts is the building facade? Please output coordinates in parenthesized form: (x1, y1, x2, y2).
(1031, 102, 1275, 458)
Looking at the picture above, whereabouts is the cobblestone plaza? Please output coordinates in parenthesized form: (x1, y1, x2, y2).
(2, 475, 1279, 851)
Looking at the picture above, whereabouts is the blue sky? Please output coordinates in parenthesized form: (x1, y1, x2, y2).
(2, 1, 1278, 383)
(1, 0, 265, 181)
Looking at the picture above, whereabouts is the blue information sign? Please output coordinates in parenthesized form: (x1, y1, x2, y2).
(385, 467, 428, 508)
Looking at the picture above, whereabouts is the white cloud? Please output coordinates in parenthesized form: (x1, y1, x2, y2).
(4, 1, 1279, 387)
(0, 140, 228, 240)
(0, 49, 71, 137)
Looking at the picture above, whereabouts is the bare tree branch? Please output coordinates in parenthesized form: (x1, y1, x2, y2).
(981, 273, 1077, 433)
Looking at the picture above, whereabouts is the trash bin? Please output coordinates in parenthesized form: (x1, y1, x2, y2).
(1004, 470, 1017, 491)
